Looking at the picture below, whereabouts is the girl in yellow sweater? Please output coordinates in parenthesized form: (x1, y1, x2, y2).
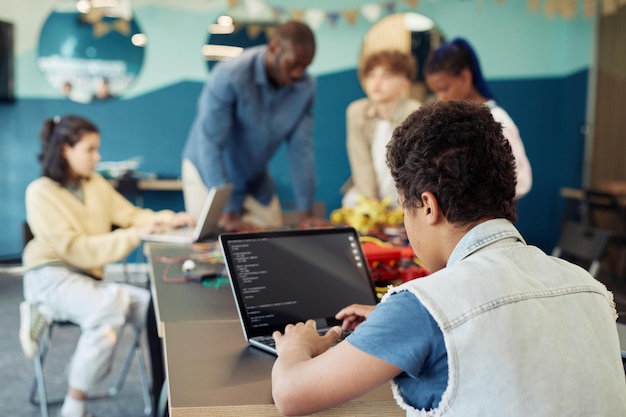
(21, 115, 194, 417)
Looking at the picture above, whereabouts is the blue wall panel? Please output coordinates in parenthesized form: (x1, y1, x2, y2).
(491, 69, 588, 251)
(0, 69, 588, 259)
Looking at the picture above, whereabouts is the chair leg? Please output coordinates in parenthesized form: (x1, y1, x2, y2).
(136, 340, 154, 416)
(590, 260, 601, 278)
(30, 323, 153, 416)
(30, 324, 62, 417)
(157, 378, 169, 417)
(92, 326, 153, 415)
(101, 327, 153, 415)
(33, 347, 50, 417)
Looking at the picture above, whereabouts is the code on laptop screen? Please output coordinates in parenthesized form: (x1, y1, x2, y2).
(224, 229, 376, 335)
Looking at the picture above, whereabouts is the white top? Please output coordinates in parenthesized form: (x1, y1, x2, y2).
(486, 100, 532, 199)
(371, 120, 398, 207)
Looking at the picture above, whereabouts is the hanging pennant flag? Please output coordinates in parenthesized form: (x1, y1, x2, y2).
(361, 3, 383, 22)
(327, 11, 341, 27)
(114, 0, 133, 20)
(602, 0, 617, 14)
(583, 0, 597, 17)
(527, 0, 540, 12)
(544, 0, 557, 17)
(559, 0, 578, 18)
(271, 5, 288, 20)
(93, 21, 110, 38)
(112, 18, 130, 36)
(304, 9, 326, 30)
(404, 0, 419, 8)
(245, 0, 269, 20)
(246, 24, 263, 39)
(81, 7, 105, 25)
(342, 9, 360, 26)
(290, 9, 305, 21)
(385, 1, 397, 14)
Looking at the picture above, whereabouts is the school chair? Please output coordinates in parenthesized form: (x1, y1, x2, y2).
(583, 189, 626, 278)
(551, 220, 613, 278)
(28, 312, 153, 417)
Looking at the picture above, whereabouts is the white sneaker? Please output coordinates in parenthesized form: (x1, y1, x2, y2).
(19, 301, 49, 359)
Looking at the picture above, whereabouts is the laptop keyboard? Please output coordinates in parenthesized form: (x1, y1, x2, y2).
(256, 329, 352, 349)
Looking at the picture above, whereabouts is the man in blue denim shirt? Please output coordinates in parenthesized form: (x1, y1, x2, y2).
(271, 101, 626, 416)
(182, 21, 325, 231)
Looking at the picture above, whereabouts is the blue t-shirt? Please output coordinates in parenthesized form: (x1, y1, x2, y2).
(346, 290, 448, 410)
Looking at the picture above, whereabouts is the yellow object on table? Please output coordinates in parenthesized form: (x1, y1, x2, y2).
(331, 196, 403, 234)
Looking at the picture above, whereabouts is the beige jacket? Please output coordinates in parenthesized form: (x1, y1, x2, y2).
(345, 97, 421, 199)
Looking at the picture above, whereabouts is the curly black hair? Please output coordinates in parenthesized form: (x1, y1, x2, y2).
(386, 100, 517, 223)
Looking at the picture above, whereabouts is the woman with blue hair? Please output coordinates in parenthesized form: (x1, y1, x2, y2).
(425, 37, 532, 199)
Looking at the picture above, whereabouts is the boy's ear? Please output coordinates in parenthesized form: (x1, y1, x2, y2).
(420, 191, 441, 225)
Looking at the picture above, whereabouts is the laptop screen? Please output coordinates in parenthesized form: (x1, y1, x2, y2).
(220, 227, 378, 339)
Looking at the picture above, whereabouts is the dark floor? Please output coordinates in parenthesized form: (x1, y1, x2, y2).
(0, 264, 153, 417)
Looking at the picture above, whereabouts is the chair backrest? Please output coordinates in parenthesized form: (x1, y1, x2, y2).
(584, 190, 626, 234)
(552, 220, 613, 277)
(23, 221, 34, 248)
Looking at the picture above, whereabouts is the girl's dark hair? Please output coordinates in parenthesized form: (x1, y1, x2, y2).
(38, 115, 99, 185)
(424, 37, 495, 101)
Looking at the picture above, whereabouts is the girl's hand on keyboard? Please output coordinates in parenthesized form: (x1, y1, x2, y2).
(172, 212, 196, 228)
(273, 320, 342, 358)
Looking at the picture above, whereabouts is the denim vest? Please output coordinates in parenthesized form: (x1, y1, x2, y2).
(384, 219, 626, 416)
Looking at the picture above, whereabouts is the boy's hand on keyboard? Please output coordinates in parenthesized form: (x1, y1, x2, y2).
(273, 320, 342, 358)
(336, 304, 376, 331)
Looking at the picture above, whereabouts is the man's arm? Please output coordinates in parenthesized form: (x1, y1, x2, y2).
(186, 71, 236, 198)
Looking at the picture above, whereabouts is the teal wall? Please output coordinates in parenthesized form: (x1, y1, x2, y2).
(0, 1, 596, 258)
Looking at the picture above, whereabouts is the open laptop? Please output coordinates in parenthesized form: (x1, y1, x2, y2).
(142, 183, 233, 244)
(220, 227, 378, 355)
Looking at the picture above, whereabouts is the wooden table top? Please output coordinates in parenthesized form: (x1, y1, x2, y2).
(163, 320, 402, 417)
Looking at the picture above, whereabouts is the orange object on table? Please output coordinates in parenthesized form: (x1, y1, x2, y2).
(361, 239, 429, 284)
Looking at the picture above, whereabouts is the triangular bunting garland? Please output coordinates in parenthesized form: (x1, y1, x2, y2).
(342, 9, 360, 26)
